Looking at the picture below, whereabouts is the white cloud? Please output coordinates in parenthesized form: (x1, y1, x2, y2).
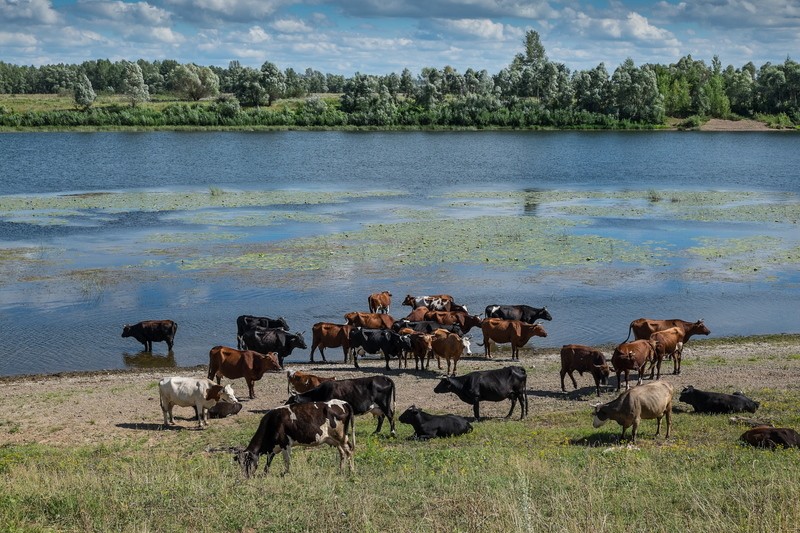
(244, 26, 271, 43)
(163, 0, 296, 23)
(0, 30, 38, 46)
(335, 0, 557, 20)
(0, 0, 59, 24)
(75, 0, 171, 25)
(270, 18, 313, 33)
(573, 10, 679, 48)
(150, 26, 184, 43)
(437, 18, 507, 40)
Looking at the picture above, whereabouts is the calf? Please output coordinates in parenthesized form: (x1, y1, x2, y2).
(309, 322, 352, 363)
(434, 366, 528, 421)
(740, 427, 800, 450)
(235, 400, 355, 477)
(122, 320, 177, 352)
(208, 345, 281, 399)
(236, 314, 289, 348)
(286, 376, 396, 436)
(286, 370, 335, 395)
(368, 291, 392, 314)
(591, 381, 673, 443)
(209, 401, 242, 419)
(559, 344, 610, 397)
(679, 386, 759, 414)
(407, 331, 434, 371)
(430, 329, 471, 375)
(399, 405, 473, 439)
(158, 376, 237, 428)
(611, 339, 656, 391)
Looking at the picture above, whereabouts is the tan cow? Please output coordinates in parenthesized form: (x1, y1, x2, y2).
(430, 329, 471, 375)
(479, 318, 547, 360)
(286, 370, 336, 395)
(368, 291, 392, 314)
(207, 346, 281, 399)
(344, 312, 395, 329)
(591, 381, 673, 443)
(611, 339, 657, 391)
(310, 322, 353, 363)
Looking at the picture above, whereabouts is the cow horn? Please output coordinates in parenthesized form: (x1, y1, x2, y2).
(588, 401, 602, 408)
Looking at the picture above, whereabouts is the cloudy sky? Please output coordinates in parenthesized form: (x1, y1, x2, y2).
(2, 0, 799, 75)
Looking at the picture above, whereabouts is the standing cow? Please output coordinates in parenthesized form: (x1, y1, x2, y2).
(240, 328, 307, 368)
(484, 304, 552, 323)
(591, 381, 673, 443)
(434, 366, 528, 421)
(236, 315, 290, 349)
(122, 320, 177, 352)
(158, 376, 237, 428)
(430, 329, 471, 375)
(479, 318, 547, 360)
(625, 318, 710, 343)
(368, 291, 392, 314)
(559, 344, 610, 397)
(611, 339, 656, 391)
(309, 322, 352, 363)
(235, 400, 355, 477)
(207, 346, 281, 399)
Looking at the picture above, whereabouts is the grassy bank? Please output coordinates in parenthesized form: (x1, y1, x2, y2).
(1, 335, 799, 532)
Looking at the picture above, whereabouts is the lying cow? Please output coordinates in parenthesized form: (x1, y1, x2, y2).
(740, 426, 800, 450)
(286, 369, 335, 395)
(158, 376, 237, 428)
(399, 405, 473, 439)
(591, 381, 673, 443)
(208, 401, 242, 419)
(235, 400, 355, 477)
(286, 375, 397, 436)
(207, 346, 281, 399)
(679, 386, 759, 414)
(122, 320, 177, 352)
(559, 344, 610, 397)
(434, 366, 528, 421)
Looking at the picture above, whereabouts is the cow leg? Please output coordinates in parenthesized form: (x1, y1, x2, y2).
(247, 378, 256, 399)
(264, 452, 277, 475)
(631, 418, 640, 443)
(673, 347, 682, 374)
(522, 391, 529, 419)
(505, 397, 517, 418)
(473, 402, 481, 422)
(162, 403, 172, 425)
(655, 415, 663, 437)
(281, 447, 291, 476)
(665, 405, 672, 438)
(373, 414, 385, 435)
(452, 358, 458, 375)
(166, 339, 174, 351)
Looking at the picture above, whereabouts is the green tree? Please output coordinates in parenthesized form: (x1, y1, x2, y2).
(232, 66, 267, 107)
(73, 72, 96, 110)
(121, 60, 150, 107)
(170, 64, 220, 101)
(572, 63, 610, 113)
(260, 61, 286, 106)
(610, 58, 664, 122)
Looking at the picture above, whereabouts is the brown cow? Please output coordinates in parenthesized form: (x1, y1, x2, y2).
(649, 326, 685, 378)
(740, 426, 800, 449)
(611, 340, 657, 391)
(430, 329, 472, 375)
(368, 291, 392, 314)
(310, 322, 353, 363)
(423, 311, 483, 333)
(479, 318, 547, 360)
(207, 346, 281, 399)
(626, 318, 710, 342)
(286, 370, 336, 395)
(560, 344, 610, 397)
(404, 306, 430, 322)
(407, 331, 434, 371)
(344, 312, 395, 329)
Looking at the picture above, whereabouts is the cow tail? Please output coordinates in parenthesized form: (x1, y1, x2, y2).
(348, 405, 356, 448)
(624, 323, 633, 343)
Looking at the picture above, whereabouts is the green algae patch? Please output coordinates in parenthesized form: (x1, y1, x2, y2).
(0, 189, 402, 217)
(143, 232, 240, 244)
(165, 210, 341, 227)
(686, 236, 783, 261)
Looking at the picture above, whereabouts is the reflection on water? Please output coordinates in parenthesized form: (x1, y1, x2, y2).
(123, 351, 176, 369)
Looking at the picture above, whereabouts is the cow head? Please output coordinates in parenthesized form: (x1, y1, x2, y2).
(235, 450, 260, 479)
(399, 405, 422, 425)
(593, 362, 610, 384)
(290, 332, 307, 350)
(434, 377, 461, 394)
(207, 383, 238, 404)
(590, 402, 610, 428)
(690, 320, 711, 336)
(540, 307, 553, 321)
(402, 294, 416, 307)
(121, 325, 132, 338)
(679, 386, 696, 403)
(276, 317, 290, 331)
(461, 335, 472, 356)
(258, 352, 282, 372)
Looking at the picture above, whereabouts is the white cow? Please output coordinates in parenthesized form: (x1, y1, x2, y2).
(158, 376, 237, 428)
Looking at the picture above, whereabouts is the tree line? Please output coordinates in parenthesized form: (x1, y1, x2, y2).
(1, 31, 798, 128)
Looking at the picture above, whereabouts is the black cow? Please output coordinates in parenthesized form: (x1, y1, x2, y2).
(679, 386, 759, 414)
(399, 405, 473, 439)
(236, 315, 290, 349)
(121, 320, 177, 352)
(208, 401, 243, 419)
(286, 376, 397, 437)
(740, 427, 800, 450)
(484, 304, 552, 323)
(433, 366, 528, 421)
(240, 328, 306, 368)
(391, 320, 463, 335)
(348, 327, 411, 370)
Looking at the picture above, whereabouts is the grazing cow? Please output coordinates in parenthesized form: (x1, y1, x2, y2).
(122, 320, 177, 352)
(559, 344, 610, 397)
(591, 381, 673, 443)
(392, 319, 463, 335)
(236, 315, 290, 348)
(344, 312, 395, 330)
(158, 376, 237, 428)
(286, 370, 335, 395)
(740, 427, 800, 450)
(649, 327, 685, 378)
(479, 318, 547, 360)
(368, 291, 392, 314)
(423, 311, 483, 334)
(286, 376, 397, 436)
(626, 318, 710, 342)
(309, 322, 352, 363)
(484, 304, 552, 323)
(240, 328, 307, 368)
(348, 328, 410, 370)
(679, 386, 759, 414)
(430, 329, 471, 375)
(611, 339, 657, 391)
(399, 405, 473, 439)
(434, 366, 528, 421)
(207, 346, 281, 399)
(209, 401, 242, 419)
(402, 294, 454, 311)
(404, 306, 431, 322)
(235, 400, 355, 477)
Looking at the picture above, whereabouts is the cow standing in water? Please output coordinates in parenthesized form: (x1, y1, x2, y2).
(122, 320, 177, 352)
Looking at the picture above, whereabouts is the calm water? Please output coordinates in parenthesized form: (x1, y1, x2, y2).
(1, 131, 798, 376)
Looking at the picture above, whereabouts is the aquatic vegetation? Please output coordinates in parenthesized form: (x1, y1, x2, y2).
(164, 210, 340, 227)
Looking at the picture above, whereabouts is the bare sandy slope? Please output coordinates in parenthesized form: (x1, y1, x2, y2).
(699, 118, 773, 131)
(2, 337, 798, 448)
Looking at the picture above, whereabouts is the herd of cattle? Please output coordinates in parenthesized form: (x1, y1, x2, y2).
(121, 291, 800, 477)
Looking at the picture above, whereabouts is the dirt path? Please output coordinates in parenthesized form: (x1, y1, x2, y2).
(699, 118, 773, 131)
(2, 337, 798, 447)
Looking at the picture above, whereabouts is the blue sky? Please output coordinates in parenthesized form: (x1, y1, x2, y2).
(2, 0, 799, 75)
